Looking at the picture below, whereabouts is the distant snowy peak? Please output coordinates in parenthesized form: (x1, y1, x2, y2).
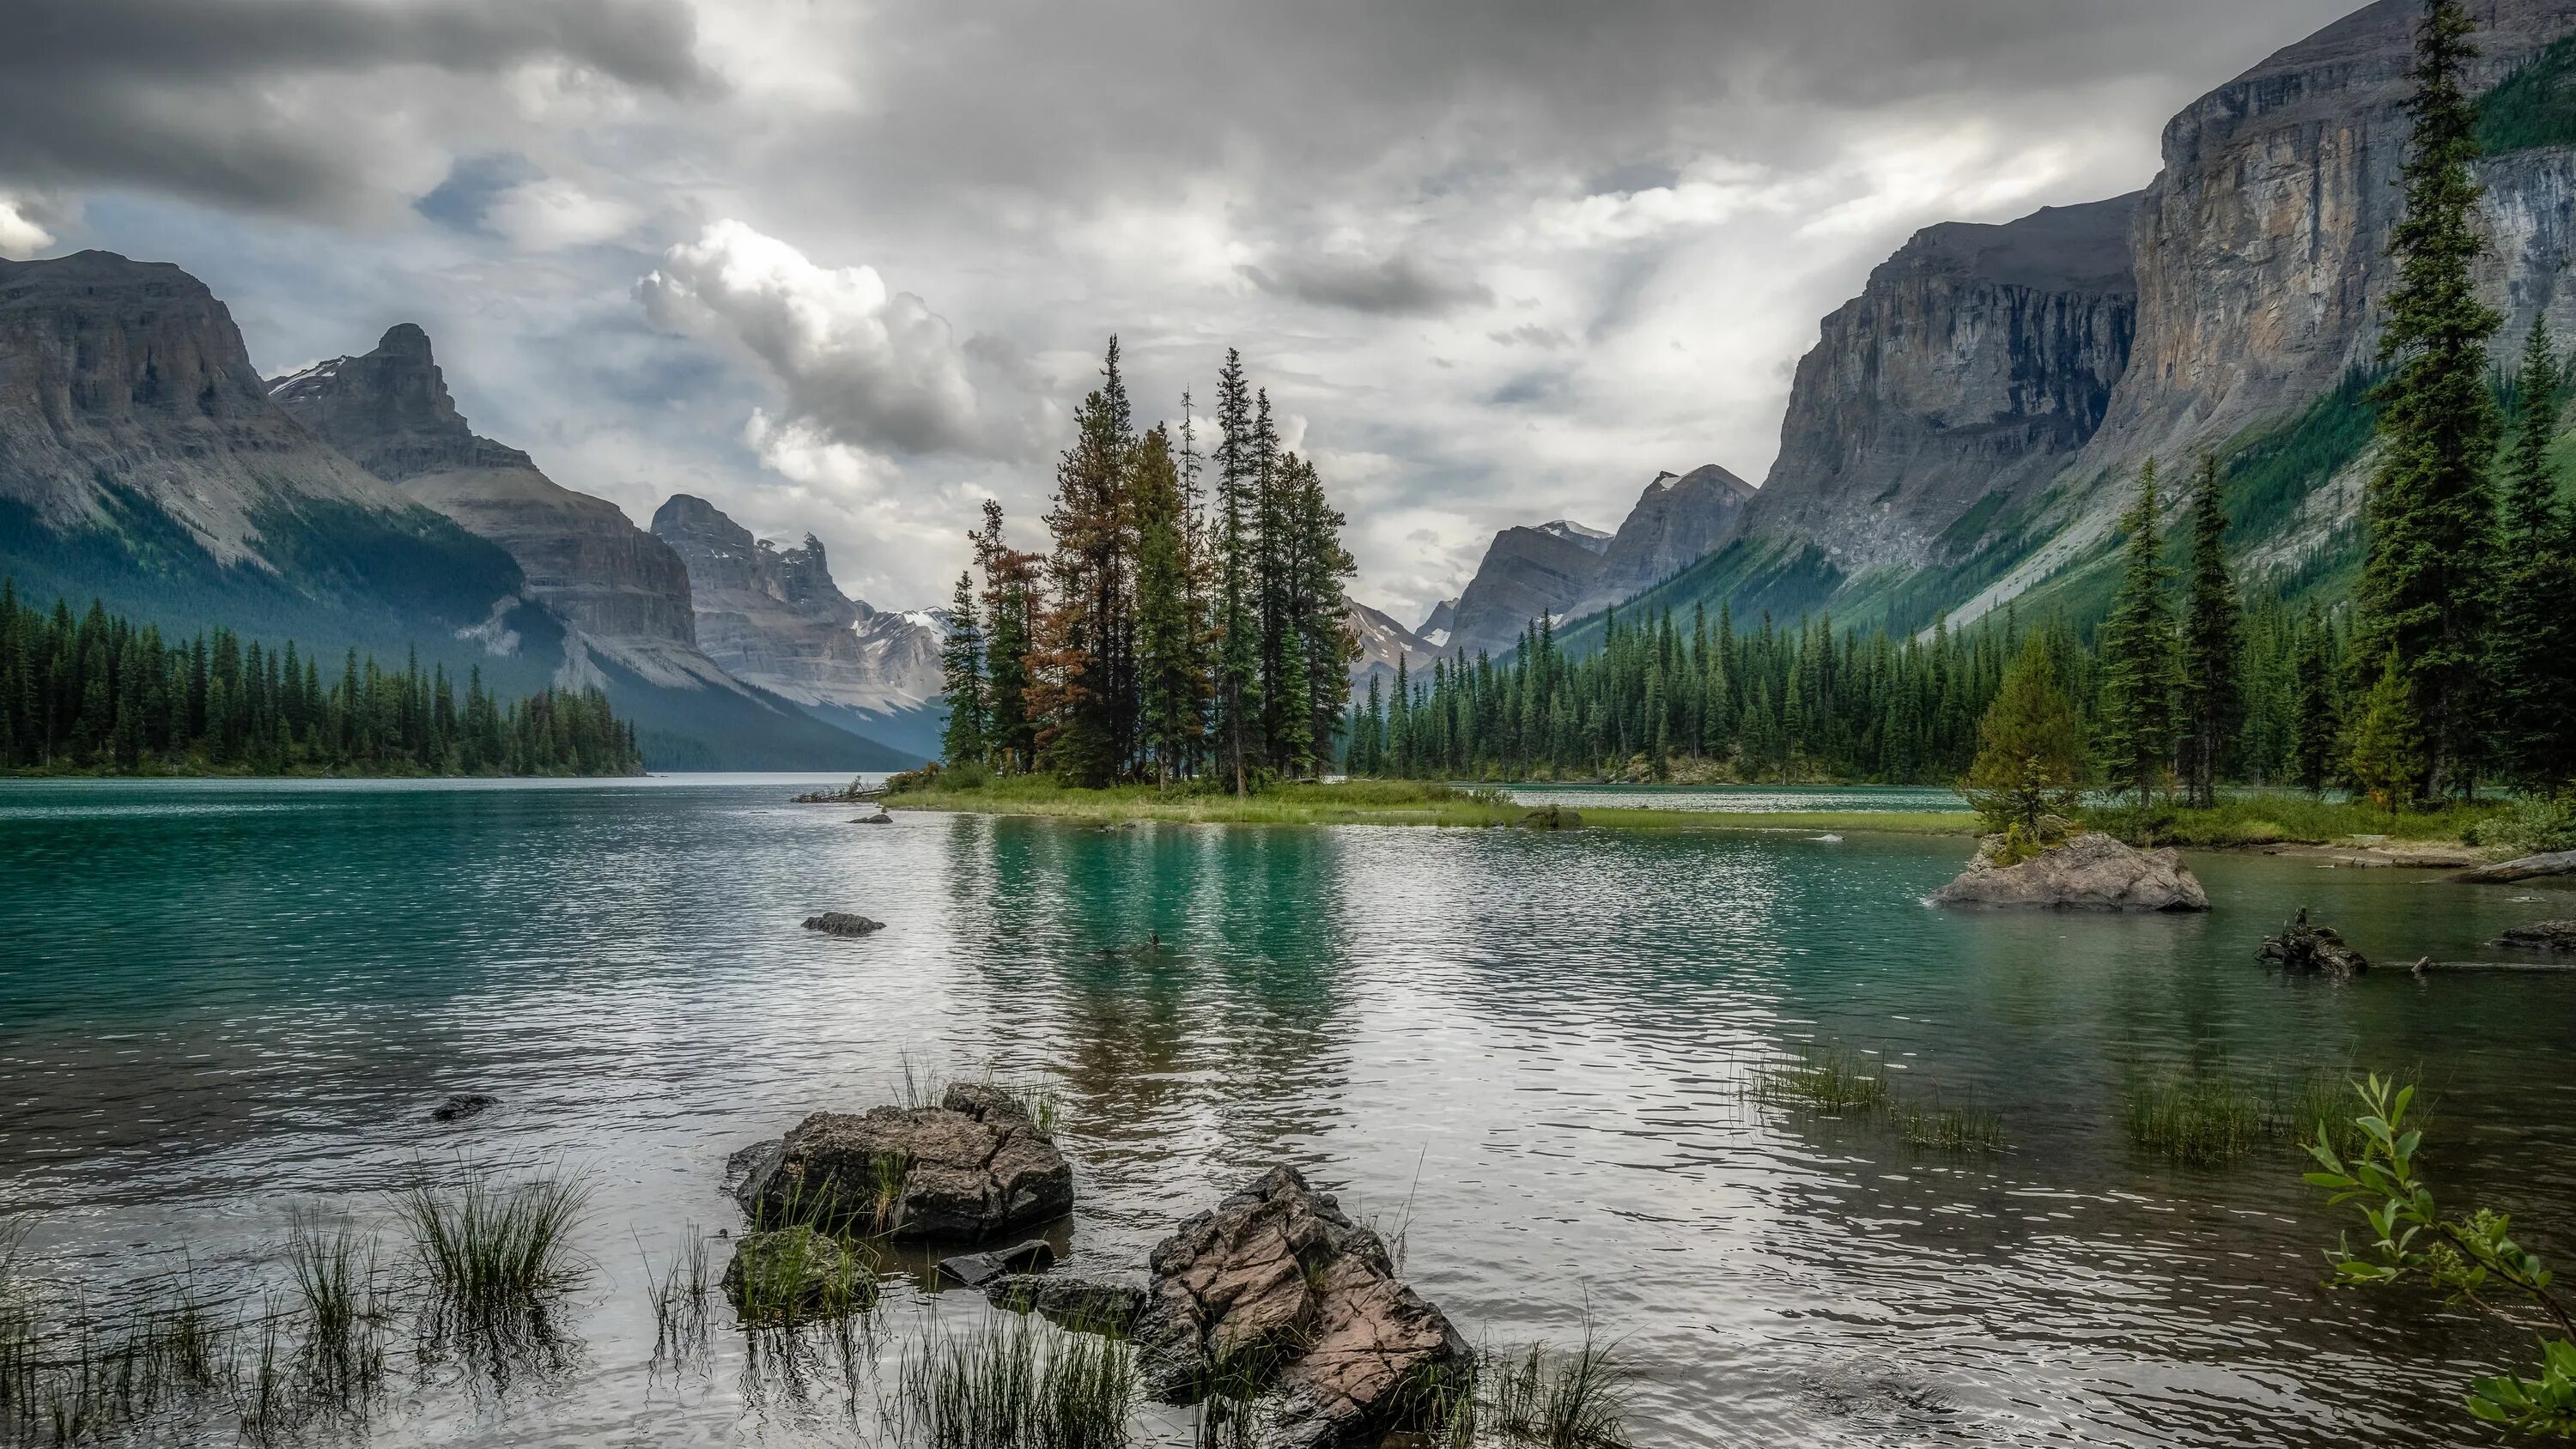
(1536, 519, 1613, 554)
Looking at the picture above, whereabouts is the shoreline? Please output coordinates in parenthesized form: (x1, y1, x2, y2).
(873, 779, 1978, 834)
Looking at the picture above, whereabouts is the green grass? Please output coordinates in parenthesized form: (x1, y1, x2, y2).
(2081, 792, 2507, 848)
(1755, 1046, 1893, 1115)
(1753, 1044, 2007, 1157)
(1444, 1333, 1635, 1449)
(882, 773, 1973, 835)
(897, 1308, 1136, 1449)
(2123, 1065, 2427, 1167)
(395, 1170, 590, 1316)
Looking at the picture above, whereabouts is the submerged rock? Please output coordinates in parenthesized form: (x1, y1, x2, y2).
(1133, 1166, 1470, 1449)
(938, 1239, 1056, 1288)
(721, 1226, 878, 1323)
(2498, 919, 2576, 953)
(984, 1268, 1150, 1336)
(428, 1094, 496, 1123)
(731, 1083, 1072, 1241)
(2463, 851, 2576, 883)
(802, 912, 886, 937)
(2257, 911, 2369, 976)
(1520, 805, 1582, 830)
(849, 811, 894, 825)
(1930, 832, 2208, 912)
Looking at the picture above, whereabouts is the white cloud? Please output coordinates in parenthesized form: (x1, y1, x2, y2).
(483, 178, 641, 250)
(0, 194, 55, 258)
(637, 219, 1042, 473)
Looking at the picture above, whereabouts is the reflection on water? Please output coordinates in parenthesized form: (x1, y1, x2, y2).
(2, 778, 2573, 1446)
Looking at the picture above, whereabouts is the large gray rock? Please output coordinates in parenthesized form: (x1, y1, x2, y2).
(2499, 919, 2576, 952)
(984, 1268, 1150, 1336)
(1931, 832, 2209, 912)
(1134, 1166, 1470, 1449)
(2462, 851, 2576, 883)
(732, 1083, 1072, 1241)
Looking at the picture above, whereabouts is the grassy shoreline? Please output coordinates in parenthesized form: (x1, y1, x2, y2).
(878, 776, 1975, 834)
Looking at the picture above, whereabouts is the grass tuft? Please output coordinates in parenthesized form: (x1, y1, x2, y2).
(2123, 1064, 2428, 1167)
(1441, 1331, 1635, 1448)
(898, 1308, 1136, 1449)
(395, 1169, 590, 1316)
(1755, 1045, 1892, 1116)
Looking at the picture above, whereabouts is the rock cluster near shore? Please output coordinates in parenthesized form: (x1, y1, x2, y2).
(2257, 911, 2369, 977)
(1133, 1166, 1471, 1449)
(1930, 832, 2208, 912)
(732, 1083, 1072, 1241)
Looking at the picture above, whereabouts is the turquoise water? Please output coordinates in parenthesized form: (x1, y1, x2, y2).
(3, 777, 2573, 1446)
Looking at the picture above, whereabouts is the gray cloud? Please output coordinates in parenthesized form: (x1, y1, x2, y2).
(0, 0, 708, 218)
(1247, 252, 1492, 318)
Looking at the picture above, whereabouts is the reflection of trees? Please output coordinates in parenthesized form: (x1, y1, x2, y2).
(938, 818, 1356, 1210)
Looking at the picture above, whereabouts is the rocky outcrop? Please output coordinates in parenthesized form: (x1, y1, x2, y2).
(2258, 911, 2371, 975)
(722, 1226, 878, 1323)
(731, 1083, 1072, 1241)
(1134, 1166, 1470, 1449)
(1573, 464, 1758, 615)
(1415, 598, 1458, 648)
(803, 912, 885, 937)
(1735, 197, 2141, 579)
(650, 494, 946, 737)
(1931, 832, 2210, 912)
(270, 326, 725, 686)
(1443, 522, 1610, 660)
(0, 252, 523, 627)
(2463, 849, 2576, 882)
(2499, 919, 2576, 950)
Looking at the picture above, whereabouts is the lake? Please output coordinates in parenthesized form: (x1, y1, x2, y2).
(3, 776, 2572, 1446)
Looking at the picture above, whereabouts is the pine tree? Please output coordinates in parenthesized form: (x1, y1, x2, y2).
(2095, 461, 2180, 808)
(2291, 607, 2342, 796)
(1212, 350, 1263, 793)
(2354, 0, 2503, 800)
(2489, 318, 2576, 790)
(939, 567, 988, 766)
(1035, 340, 1139, 785)
(975, 500, 1043, 774)
(1133, 425, 1208, 783)
(1963, 634, 2087, 847)
(2348, 648, 2422, 809)
(2177, 455, 2245, 809)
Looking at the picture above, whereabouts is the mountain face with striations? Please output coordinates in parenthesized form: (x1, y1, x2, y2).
(1442, 520, 1612, 660)
(0, 252, 527, 644)
(649, 494, 948, 761)
(1572, 464, 1759, 616)
(1343, 601, 1443, 697)
(1578, 0, 2576, 645)
(269, 325, 714, 681)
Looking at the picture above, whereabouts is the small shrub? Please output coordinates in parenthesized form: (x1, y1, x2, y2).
(2465, 792, 2576, 856)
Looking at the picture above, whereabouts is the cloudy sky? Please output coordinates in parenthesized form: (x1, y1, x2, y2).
(1, 0, 2360, 624)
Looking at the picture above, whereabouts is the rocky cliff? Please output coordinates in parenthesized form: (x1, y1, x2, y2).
(1735, 195, 2141, 579)
(650, 494, 946, 757)
(1573, 464, 1758, 615)
(270, 325, 718, 683)
(1443, 521, 1611, 660)
(0, 252, 531, 650)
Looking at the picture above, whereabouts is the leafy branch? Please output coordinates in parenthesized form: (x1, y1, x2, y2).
(2304, 1073, 2575, 1434)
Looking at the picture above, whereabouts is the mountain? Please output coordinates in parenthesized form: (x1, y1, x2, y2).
(0, 252, 537, 666)
(1344, 601, 1443, 696)
(1571, 464, 1759, 615)
(1443, 521, 1610, 660)
(1577, 0, 2576, 646)
(268, 324, 906, 771)
(1416, 598, 1459, 648)
(649, 494, 947, 763)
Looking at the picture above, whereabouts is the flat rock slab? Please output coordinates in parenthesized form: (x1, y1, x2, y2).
(2499, 919, 2576, 952)
(1134, 1165, 1470, 1449)
(939, 1239, 1056, 1288)
(2461, 851, 2576, 882)
(984, 1269, 1149, 1336)
(1931, 833, 2209, 912)
(803, 912, 886, 937)
(732, 1082, 1072, 1242)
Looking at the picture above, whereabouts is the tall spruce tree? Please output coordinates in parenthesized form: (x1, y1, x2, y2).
(2354, 0, 2503, 800)
(939, 568, 988, 765)
(2291, 606, 2341, 796)
(1212, 351, 1263, 793)
(1132, 425, 1207, 784)
(2177, 455, 2245, 809)
(1035, 341, 1137, 785)
(2095, 461, 2180, 808)
(2490, 318, 2576, 789)
(975, 500, 1042, 774)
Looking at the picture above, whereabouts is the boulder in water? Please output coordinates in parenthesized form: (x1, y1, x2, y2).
(731, 1083, 1072, 1241)
(938, 1239, 1056, 1288)
(721, 1226, 878, 1323)
(2257, 910, 2370, 976)
(849, 811, 893, 825)
(985, 1268, 1150, 1335)
(1930, 832, 2208, 912)
(2498, 919, 2576, 953)
(803, 912, 885, 937)
(429, 1093, 496, 1123)
(1133, 1165, 1470, 1449)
